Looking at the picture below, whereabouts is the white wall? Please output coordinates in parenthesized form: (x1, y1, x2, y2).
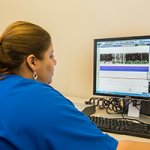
(0, 0, 150, 98)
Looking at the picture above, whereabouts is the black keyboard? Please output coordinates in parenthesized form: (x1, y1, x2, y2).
(90, 116, 150, 139)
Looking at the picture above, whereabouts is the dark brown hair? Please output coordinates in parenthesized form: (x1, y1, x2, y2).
(0, 21, 51, 75)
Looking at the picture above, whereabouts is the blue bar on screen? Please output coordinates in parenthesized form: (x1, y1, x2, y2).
(100, 66, 149, 72)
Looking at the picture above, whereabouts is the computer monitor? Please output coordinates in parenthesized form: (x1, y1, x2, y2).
(93, 36, 150, 117)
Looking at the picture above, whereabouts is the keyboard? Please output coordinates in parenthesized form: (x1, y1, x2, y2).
(90, 116, 150, 139)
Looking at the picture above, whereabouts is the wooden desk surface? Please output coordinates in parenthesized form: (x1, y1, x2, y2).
(67, 96, 150, 143)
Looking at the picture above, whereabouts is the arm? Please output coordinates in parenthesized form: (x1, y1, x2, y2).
(117, 140, 150, 150)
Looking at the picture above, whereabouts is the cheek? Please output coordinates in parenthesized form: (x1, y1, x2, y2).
(38, 62, 52, 75)
(40, 58, 54, 76)
(46, 61, 54, 73)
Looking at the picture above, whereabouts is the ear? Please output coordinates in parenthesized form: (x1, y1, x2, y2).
(26, 54, 38, 72)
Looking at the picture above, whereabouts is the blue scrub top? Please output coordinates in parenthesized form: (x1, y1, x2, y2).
(0, 75, 118, 150)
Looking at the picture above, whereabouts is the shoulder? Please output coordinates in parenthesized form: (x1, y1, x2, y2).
(1, 74, 72, 109)
(7, 75, 69, 102)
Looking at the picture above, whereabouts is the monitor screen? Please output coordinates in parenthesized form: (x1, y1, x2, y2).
(93, 36, 150, 100)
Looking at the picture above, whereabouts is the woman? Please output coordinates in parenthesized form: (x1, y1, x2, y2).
(0, 21, 149, 150)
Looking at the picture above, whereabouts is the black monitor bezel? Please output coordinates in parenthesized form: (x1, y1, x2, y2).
(93, 35, 150, 100)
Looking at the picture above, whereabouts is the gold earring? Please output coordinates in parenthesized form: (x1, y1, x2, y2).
(33, 71, 38, 80)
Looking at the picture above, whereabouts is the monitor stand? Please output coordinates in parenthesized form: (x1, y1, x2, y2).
(140, 100, 150, 116)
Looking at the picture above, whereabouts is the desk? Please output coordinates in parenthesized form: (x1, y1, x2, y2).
(67, 96, 150, 143)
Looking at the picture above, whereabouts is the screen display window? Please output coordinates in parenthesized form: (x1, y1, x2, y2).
(94, 36, 150, 99)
